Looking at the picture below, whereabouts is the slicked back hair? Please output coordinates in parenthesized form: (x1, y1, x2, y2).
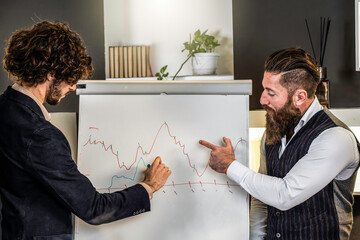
(264, 48, 320, 98)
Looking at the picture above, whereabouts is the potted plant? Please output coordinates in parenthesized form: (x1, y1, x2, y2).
(173, 29, 220, 79)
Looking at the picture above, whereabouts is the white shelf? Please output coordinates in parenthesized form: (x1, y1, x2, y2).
(106, 74, 234, 81)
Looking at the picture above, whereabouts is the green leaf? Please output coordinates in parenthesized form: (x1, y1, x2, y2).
(160, 65, 168, 73)
(194, 29, 201, 38)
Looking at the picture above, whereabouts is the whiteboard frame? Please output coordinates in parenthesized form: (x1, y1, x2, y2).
(75, 80, 252, 239)
(76, 80, 252, 95)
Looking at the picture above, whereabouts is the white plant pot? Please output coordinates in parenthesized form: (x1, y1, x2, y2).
(191, 52, 219, 75)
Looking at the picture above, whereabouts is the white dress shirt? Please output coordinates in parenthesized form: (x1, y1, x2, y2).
(226, 97, 359, 239)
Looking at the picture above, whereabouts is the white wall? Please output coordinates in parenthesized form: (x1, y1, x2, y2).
(104, 0, 233, 78)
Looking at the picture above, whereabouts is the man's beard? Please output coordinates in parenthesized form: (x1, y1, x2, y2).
(263, 99, 302, 145)
(46, 81, 63, 105)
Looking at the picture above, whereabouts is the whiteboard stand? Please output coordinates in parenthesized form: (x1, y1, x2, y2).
(75, 80, 252, 240)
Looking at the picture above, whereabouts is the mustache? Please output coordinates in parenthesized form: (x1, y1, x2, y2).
(262, 104, 275, 112)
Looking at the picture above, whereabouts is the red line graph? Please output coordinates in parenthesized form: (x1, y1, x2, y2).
(82, 121, 246, 188)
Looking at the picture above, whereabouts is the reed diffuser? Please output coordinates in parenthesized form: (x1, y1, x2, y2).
(305, 17, 331, 108)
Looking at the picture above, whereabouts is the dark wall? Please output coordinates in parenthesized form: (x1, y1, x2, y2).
(353, 195, 360, 240)
(233, 0, 360, 110)
(233, 1, 360, 239)
(0, 0, 105, 113)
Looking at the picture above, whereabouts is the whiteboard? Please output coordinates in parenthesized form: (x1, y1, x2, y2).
(75, 81, 251, 240)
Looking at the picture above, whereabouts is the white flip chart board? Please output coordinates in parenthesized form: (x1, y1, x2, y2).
(75, 80, 252, 240)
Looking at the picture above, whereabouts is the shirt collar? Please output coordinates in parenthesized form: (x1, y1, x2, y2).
(280, 96, 323, 149)
(294, 96, 323, 133)
(12, 83, 51, 121)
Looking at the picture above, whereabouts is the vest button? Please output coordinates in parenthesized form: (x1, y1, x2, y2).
(276, 233, 281, 238)
(276, 211, 280, 216)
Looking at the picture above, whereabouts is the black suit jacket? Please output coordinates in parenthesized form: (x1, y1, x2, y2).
(0, 86, 150, 240)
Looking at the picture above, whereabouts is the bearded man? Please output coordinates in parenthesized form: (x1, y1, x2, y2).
(0, 21, 171, 240)
(199, 48, 360, 240)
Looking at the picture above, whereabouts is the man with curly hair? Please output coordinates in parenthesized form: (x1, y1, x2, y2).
(0, 21, 171, 240)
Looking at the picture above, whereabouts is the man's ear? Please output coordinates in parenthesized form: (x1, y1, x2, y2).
(292, 89, 307, 107)
(46, 72, 55, 82)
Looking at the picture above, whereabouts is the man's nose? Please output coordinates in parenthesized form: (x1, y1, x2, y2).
(69, 84, 77, 91)
(260, 91, 268, 105)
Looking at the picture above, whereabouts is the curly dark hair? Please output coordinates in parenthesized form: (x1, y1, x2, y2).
(264, 48, 320, 99)
(3, 21, 93, 86)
